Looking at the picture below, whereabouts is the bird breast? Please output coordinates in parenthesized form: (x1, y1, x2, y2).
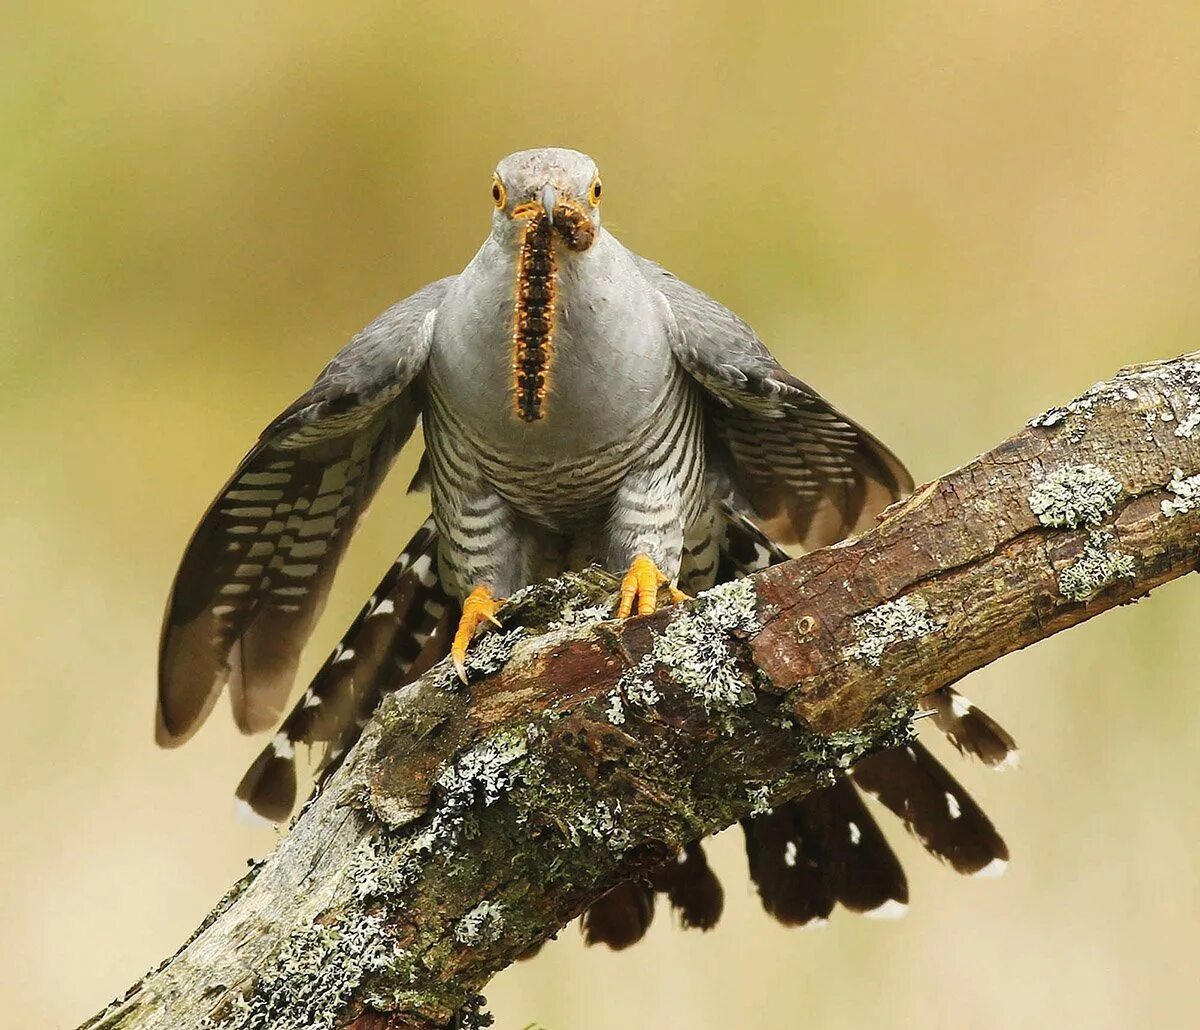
(427, 230, 677, 462)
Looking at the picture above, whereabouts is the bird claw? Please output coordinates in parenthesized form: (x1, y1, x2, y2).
(668, 584, 690, 606)
(451, 585, 503, 682)
(616, 555, 690, 618)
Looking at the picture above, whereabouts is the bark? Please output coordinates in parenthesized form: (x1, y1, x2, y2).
(82, 353, 1200, 1030)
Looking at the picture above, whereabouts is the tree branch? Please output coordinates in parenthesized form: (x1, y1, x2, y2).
(84, 353, 1200, 1030)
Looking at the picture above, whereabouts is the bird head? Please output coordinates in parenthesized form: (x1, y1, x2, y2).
(489, 147, 602, 252)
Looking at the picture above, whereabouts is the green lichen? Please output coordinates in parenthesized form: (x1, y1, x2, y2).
(357, 727, 533, 899)
(1164, 360, 1200, 437)
(408, 731, 530, 857)
(360, 947, 424, 1011)
(437, 733, 529, 808)
(622, 669, 661, 708)
(1175, 410, 1200, 438)
(454, 901, 506, 947)
(1029, 359, 1200, 442)
(746, 785, 773, 816)
(848, 595, 940, 668)
(349, 834, 431, 902)
(434, 628, 528, 689)
(567, 798, 633, 851)
(642, 578, 760, 717)
(510, 754, 635, 859)
(1161, 467, 1200, 517)
(548, 602, 613, 630)
(349, 837, 387, 900)
(1028, 463, 1122, 528)
(791, 694, 921, 773)
(206, 914, 397, 1030)
(501, 568, 618, 631)
(449, 995, 496, 1029)
(1029, 380, 1137, 435)
(609, 655, 661, 723)
(1058, 531, 1136, 601)
(503, 566, 615, 634)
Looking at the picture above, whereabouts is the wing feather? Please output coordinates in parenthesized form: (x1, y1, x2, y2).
(638, 258, 912, 548)
(235, 517, 456, 821)
(157, 277, 453, 746)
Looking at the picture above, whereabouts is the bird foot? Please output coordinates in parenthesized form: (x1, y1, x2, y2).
(615, 554, 690, 619)
(452, 585, 504, 682)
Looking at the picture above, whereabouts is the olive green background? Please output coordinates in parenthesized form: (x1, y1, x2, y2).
(4, 3, 1200, 1028)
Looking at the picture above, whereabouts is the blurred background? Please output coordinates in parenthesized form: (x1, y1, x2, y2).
(4, 2, 1200, 1027)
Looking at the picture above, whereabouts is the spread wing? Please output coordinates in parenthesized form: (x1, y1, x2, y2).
(157, 276, 454, 747)
(638, 258, 913, 548)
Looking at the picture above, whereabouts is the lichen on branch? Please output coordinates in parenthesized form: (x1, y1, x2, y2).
(83, 351, 1200, 1030)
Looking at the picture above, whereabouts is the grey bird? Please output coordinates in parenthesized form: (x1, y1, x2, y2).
(158, 148, 1016, 948)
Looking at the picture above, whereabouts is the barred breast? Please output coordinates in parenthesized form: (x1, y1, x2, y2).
(425, 361, 706, 532)
(422, 227, 714, 598)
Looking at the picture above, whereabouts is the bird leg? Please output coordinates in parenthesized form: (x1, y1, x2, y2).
(452, 585, 504, 681)
(615, 554, 689, 619)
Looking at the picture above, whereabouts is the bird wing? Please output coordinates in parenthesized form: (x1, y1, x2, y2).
(637, 257, 912, 548)
(235, 516, 457, 822)
(157, 276, 454, 747)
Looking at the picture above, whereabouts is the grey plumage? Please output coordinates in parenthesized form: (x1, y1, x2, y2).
(159, 147, 1014, 949)
(639, 257, 911, 549)
(157, 278, 450, 746)
(160, 148, 909, 740)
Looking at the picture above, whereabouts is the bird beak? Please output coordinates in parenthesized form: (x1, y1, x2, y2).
(539, 183, 558, 224)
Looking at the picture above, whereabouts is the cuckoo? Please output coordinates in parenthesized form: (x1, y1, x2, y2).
(158, 148, 1016, 948)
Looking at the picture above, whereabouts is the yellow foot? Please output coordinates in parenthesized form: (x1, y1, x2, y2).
(615, 554, 690, 619)
(452, 585, 504, 682)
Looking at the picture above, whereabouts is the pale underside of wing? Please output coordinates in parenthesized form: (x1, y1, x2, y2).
(158, 404, 411, 746)
(157, 278, 451, 746)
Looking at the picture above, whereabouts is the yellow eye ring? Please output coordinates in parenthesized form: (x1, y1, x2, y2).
(492, 174, 506, 209)
(588, 176, 602, 207)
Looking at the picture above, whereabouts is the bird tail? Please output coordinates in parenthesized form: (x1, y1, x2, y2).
(521, 510, 1016, 950)
(234, 517, 457, 823)
(581, 841, 725, 950)
(743, 777, 908, 924)
(232, 507, 1016, 948)
(581, 882, 657, 951)
(722, 509, 1015, 927)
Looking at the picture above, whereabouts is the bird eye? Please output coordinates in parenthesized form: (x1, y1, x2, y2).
(588, 176, 603, 206)
(492, 175, 506, 209)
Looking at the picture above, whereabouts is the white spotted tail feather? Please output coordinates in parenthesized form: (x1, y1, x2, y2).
(744, 778, 909, 926)
(235, 518, 456, 822)
(929, 686, 1020, 770)
(582, 841, 726, 951)
(852, 741, 1010, 877)
(648, 841, 724, 931)
(581, 882, 657, 951)
(725, 514, 1015, 926)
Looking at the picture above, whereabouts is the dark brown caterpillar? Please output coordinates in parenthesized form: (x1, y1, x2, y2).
(553, 202, 597, 251)
(513, 211, 557, 422)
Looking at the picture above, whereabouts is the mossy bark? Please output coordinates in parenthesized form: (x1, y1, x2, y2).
(82, 352, 1200, 1030)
